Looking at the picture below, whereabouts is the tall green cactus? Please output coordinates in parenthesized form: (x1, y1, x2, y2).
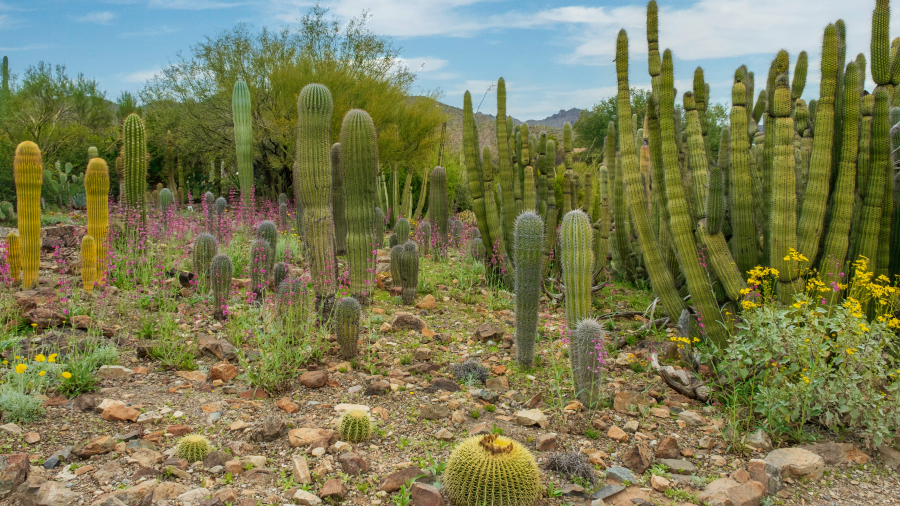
(256, 220, 278, 264)
(514, 211, 544, 368)
(390, 244, 404, 287)
(609, 128, 632, 282)
(332, 142, 347, 256)
(85, 158, 109, 280)
(683, 91, 709, 222)
(706, 165, 724, 234)
(497, 80, 513, 251)
(430, 166, 449, 257)
(295, 84, 336, 305)
(729, 79, 758, 275)
(770, 75, 800, 303)
(559, 210, 594, 329)
(204, 192, 215, 232)
(542, 141, 558, 277)
(797, 25, 838, 262)
(571, 319, 605, 408)
(594, 164, 610, 278)
(374, 207, 385, 249)
(274, 262, 288, 289)
(193, 233, 218, 291)
(6, 231, 20, 284)
(13, 141, 42, 289)
(872, 0, 891, 86)
(210, 254, 233, 319)
(420, 222, 432, 256)
(81, 235, 97, 292)
(215, 197, 226, 242)
(233, 80, 254, 205)
(340, 110, 378, 301)
(820, 62, 860, 280)
(123, 113, 147, 223)
(859, 88, 890, 272)
(336, 297, 361, 359)
(399, 241, 419, 304)
(394, 218, 410, 244)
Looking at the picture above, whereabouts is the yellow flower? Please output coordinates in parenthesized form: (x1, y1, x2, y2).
(48, 354, 57, 363)
(15, 364, 26, 374)
(35, 354, 45, 362)
(38, 370, 46, 376)
(61, 371, 72, 379)
(30, 323, 37, 327)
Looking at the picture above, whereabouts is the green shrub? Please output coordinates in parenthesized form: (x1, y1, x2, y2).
(58, 337, 120, 397)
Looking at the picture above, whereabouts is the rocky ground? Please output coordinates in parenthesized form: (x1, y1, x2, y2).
(0, 226, 898, 506)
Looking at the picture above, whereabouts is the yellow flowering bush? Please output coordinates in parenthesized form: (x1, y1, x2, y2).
(706, 253, 900, 446)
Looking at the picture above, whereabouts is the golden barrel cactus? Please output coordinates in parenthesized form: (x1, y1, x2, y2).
(81, 235, 97, 291)
(443, 434, 542, 506)
(13, 141, 42, 289)
(5, 231, 21, 284)
(85, 158, 110, 281)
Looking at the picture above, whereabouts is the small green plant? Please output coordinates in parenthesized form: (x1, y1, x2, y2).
(629, 361, 646, 374)
(221, 472, 233, 485)
(470, 408, 480, 419)
(392, 481, 413, 506)
(399, 353, 413, 366)
(490, 424, 503, 435)
(546, 482, 563, 497)
(584, 428, 601, 440)
(397, 437, 411, 450)
(175, 435, 211, 462)
(484, 404, 496, 412)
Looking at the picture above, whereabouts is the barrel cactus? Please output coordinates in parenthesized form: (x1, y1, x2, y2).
(256, 220, 278, 269)
(85, 157, 109, 280)
(13, 141, 42, 289)
(215, 197, 227, 242)
(514, 211, 544, 368)
(338, 410, 371, 443)
(389, 234, 399, 248)
(210, 254, 233, 319)
(443, 434, 542, 506)
(571, 319, 606, 408)
(469, 237, 486, 262)
(193, 234, 217, 291)
(399, 241, 419, 305)
(273, 261, 289, 289)
(176, 435, 211, 463)
(335, 296, 361, 359)
(394, 218, 410, 244)
(81, 235, 97, 292)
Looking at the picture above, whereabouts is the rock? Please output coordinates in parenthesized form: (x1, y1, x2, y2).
(300, 370, 329, 389)
(73, 436, 116, 459)
(101, 404, 140, 422)
(613, 391, 653, 413)
(711, 455, 727, 466)
(175, 370, 207, 382)
(152, 482, 191, 501)
(471, 322, 504, 342)
(424, 378, 460, 393)
(392, 312, 427, 332)
(485, 377, 509, 391)
(338, 452, 368, 476)
(203, 450, 231, 469)
(200, 339, 238, 361)
(514, 409, 549, 428)
(73, 395, 97, 412)
(879, 443, 900, 470)
(166, 425, 192, 437)
(535, 433, 557, 451)
(524, 392, 542, 408)
(698, 436, 715, 450)
(238, 388, 267, 399)
(697, 478, 765, 506)
(588, 451, 608, 465)
(746, 459, 783, 496)
(414, 347, 432, 361)
(650, 475, 670, 492)
(130, 448, 163, 468)
(252, 416, 287, 442)
(0, 424, 21, 435)
(622, 420, 639, 433)
(415, 294, 437, 311)
(649, 407, 670, 418)
(208, 362, 237, 382)
(19, 475, 77, 506)
(743, 429, 772, 452)
(97, 366, 134, 379)
(607, 426, 628, 442)
(288, 428, 336, 448)
(657, 459, 697, 475)
(318, 478, 346, 500)
(13, 288, 57, 310)
(379, 466, 424, 493)
(176, 487, 211, 506)
(421, 404, 449, 420)
(163, 458, 188, 470)
(277, 397, 300, 414)
(450, 411, 467, 425)
(731, 469, 750, 483)
(590, 484, 625, 501)
(434, 429, 453, 441)
(604, 466, 634, 484)
(764, 447, 825, 480)
(293, 489, 322, 506)
(655, 436, 680, 459)
(677, 410, 705, 426)
(560, 483, 584, 496)
(410, 482, 444, 506)
(334, 403, 370, 413)
(364, 380, 391, 396)
(622, 444, 653, 474)
(407, 363, 440, 375)
(379, 322, 393, 333)
(798, 442, 869, 466)
(292, 456, 312, 484)
(0, 453, 29, 498)
(224, 460, 243, 475)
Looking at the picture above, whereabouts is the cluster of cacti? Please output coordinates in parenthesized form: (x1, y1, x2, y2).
(122, 113, 148, 224)
(175, 435, 212, 463)
(398, 241, 419, 304)
(338, 410, 371, 443)
(335, 296, 361, 359)
(232, 80, 254, 205)
(81, 235, 97, 291)
(85, 157, 109, 280)
(443, 434, 542, 506)
(13, 141, 42, 289)
(193, 233, 217, 290)
(210, 254, 233, 319)
(514, 211, 544, 368)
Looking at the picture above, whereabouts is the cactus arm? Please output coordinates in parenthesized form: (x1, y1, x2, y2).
(429, 167, 449, 257)
(769, 75, 800, 303)
(497, 78, 516, 261)
(81, 235, 97, 292)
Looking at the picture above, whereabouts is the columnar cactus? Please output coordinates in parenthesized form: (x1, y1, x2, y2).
(560, 210, 594, 328)
(13, 141, 42, 289)
(331, 142, 347, 256)
(706, 165, 724, 234)
(215, 197, 227, 242)
(419, 221, 432, 256)
(856, 88, 890, 270)
(250, 239, 272, 301)
(514, 211, 544, 368)
(374, 207, 385, 249)
(497, 78, 515, 260)
(204, 192, 215, 232)
(571, 319, 605, 408)
(295, 83, 337, 306)
(159, 188, 174, 232)
(390, 245, 404, 287)
(5, 231, 21, 284)
(399, 241, 419, 304)
(233, 80, 254, 205)
(335, 296, 361, 359)
(463, 92, 498, 270)
(769, 74, 800, 302)
(684, 92, 709, 222)
(729, 79, 758, 275)
(122, 113, 147, 223)
(256, 220, 278, 260)
(85, 157, 109, 280)
(193, 233, 217, 291)
(430, 166, 449, 257)
(450, 218, 464, 247)
(81, 235, 97, 292)
(542, 140, 559, 277)
(273, 261, 288, 289)
(115, 155, 124, 200)
(394, 218, 410, 244)
(469, 237, 486, 262)
(210, 254, 233, 319)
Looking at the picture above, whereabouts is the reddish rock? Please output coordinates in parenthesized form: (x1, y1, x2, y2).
(392, 312, 427, 332)
(622, 444, 653, 475)
(471, 322, 504, 342)
(378, 466, 424, 493)
(798, 442, 869, 466)
(655, 436, 680, 459)
(74, 436, 116, 458)
(238, 388, 268, 399)
(300, 370, 329, 389)
(415, 294, 437, 310)
(209, 362, 238, 382)
(535, 433, 558, 451)
(318, 478, 346, 500)
(23, 433, 40, 445)
(101, 405, 140, 422)
(410, 482, 445, 506)
(697, 478, 765, 506)
(166, 425, 192, 437)
(288, 429, 336, 448)
(338, 453, 369, 476)
(607, 426, 629, 442)
(277, 398, 300, 414)
(0, 453, 29, 498)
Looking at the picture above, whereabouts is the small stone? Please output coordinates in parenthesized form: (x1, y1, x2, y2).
(604, 466, 634, 484)
(658, 458, 697, 475)
(288, 428, 335, 448)
(378, 466, 424, 493)
(24, 433, 40, 444)
(293, 488, 322, 506)
(560, 483, 585, 496)
(208, 362, 238, 382)
(292, 456, 312, 484)
(434, 429, 453, 441)
(73, 436, 116, 458)
(731, 469, 750, 483)
(410, 482, 445, 506)
(229, 420, 248, 431)
(0, 423, 22, 435)
(319, 478, 347, 500)
(415, 294, 437, 311)
(300, 370, 329, 389)
(392, 312, 427, 332)
(414, 347, 433, 361)
(514, 409, 549, 428)
(166, 425, 192, 437)
(622, 420, 639, 433)
(0, 453, 29, 498)
(677, 410, 705, 427)
(101, 404, 140, 422)
(379, 323, 393, 333)
(697, 478, 764, 506)
(338, 452, 369, 476)
(451, 410, 467, 425)
(97, 366, 134, 379)
(650, 407, 670, 418)
(621, 444, 653, 474)
(364, 380, 391, 396)
(476, 389, 500, 403)
(175, 370, 207, 382)
(798, 442, 869, 466)
(535, 433, 557, 451)
(650, 475, 670, 492)
(252, 416, 287, 442)
(764, 447, 825, 480)
(711, 455, 727, 466)
(421, 404, 449, 420)
(277, 397, 300, 414)
(471, 322, 504, 342)
(591, 485, 624, 502)
(698, 436, 715, 450)
(655, 436, 680, 459)
(607, 426, 629, 442)
(613, 391, 653, 413)
(485, 377, 509, 392)
(130, 448, 163, 468)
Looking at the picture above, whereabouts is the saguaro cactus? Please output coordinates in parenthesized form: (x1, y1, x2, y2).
(233, 80, 254, 205)
(210, 254, 233, 319)
(193, 233, 217, 290)
(331, 142, 348, 256)
(430, 166, 449, 257)
(559, 210, 594, 328)
(295, 83, 337, 307)
(514, 211, 544, 368)
(13, 141, 42, 289)
(81, 235, 97, 292)
(335, 297, 361, 359)
(571, 319, 605, 408)
(215, 197, 226, 242)
(399, 241, 419, 304)
(85, 157, 109, 280)
(122, 113, 147, 223)
(390, 244, 404, 286)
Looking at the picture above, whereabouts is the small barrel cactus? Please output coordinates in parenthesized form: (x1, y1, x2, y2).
(399, 241, 419, 305)
(419, 221, 432, 256)
(443, 434, 542, 506)
(273, 262, 289, 289)
(394, 218, 410, 244)
(336, 296, 361, 359)
(210, 254, 233, 319)
(81, 235, 97, 292)
(390, 244, 404, 286)
(193, 233, 218, 290)
(571, 319, 606, 409)
(338, 410, 371, 443)
(469, 237, 486, 262)
(176, 434, 212, 463)
(374, 207, 385, 249)
(250, 239, 273, 300)
(5, 231, 21, 284)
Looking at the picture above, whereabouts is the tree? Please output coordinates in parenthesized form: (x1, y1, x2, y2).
(573, 88, 651, 162)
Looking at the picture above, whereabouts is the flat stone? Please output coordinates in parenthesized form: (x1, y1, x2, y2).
(300, 370, 329, 389)
(476, 389, 500, 403)
(293, 488, 322, 506)
(378, 466, 424, 493)
(208, 362, 237, 382)
(19, 475, 77, 506)
(74, 436, 116, 458)
(658, 459, 697, 475)
(97, 366, 134, 379)
(152, 482, 191, 501)
(649, 407, 670, 418)
(650, 475, 670, 492)
(277, 397, 300, 414)
(798, 442, 869, 466)
(536, 433, 557, 451)
(176, 487, 211, 505)
(590, 484, 625, 501)
(697, 478, 765, 506)
(604, 466, 634, 484)
(613, 391, 653, 413)
(0, 424, 22, 435)
(424, 378, 460, 393)
(677, 410, 704, 427)
(24, 433, 40, 445)
(364, 380, 391, 396)
(203, 450, 231, 469)
(514, 408, 549, 428)
(410, 482, 444, 506)
(288, 428, 335, 448)
(166, 425, 192, 437)
(414, 347, 433, 361)
(764, 447, 825, 480)
(175, 370, 207, 382)
(101, 404, 140, 422)
(421, 404, 449, 420)
(471, 322, 504, 342)
(607, 426, 629, 442)
(560, 483, 585, 496)
(130, 448, 163, 468)
(434, 428, 453, 441)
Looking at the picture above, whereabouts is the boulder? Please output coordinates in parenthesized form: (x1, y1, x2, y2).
(0, 453, 29, 498)
(697, 478, 765, 506)
(19, 475, 77, 506)
(613, 391, 653, 413)
(764, 447, 825, 480)
(798, 442, 869, 466)
(392, 312, 427, 332)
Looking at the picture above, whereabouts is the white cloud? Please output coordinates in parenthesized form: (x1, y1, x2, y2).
(75, 11, 115, 24)
(119, 25, 178, 38)
(149, 0, 247, 9)
(120, 68, 161, 83)
(396, 57, 448, 74)
(0, 43, 49, 51)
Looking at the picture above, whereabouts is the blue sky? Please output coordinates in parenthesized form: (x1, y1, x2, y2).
(1, 0, 896, 120)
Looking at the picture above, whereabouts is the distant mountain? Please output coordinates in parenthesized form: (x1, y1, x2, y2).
(523, 108, 583, 128)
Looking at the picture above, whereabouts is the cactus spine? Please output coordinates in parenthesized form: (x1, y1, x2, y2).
(729, 79, 758, 275)
(430, 166, 449, 257)
(399, 241, 419, 304)
(335, 297, 361, 359)
(85, 157, 109, 280)
(210, 254, 233, 319)
(331, 143, 347, 255)
(514, 211, 544, 368)
(122, 114, 147, 223)
(5, 231, 21, 284)
(571, 319, 605, 408)
(295, 84, 336, 305)
(13, 141, 42, 289)
(560, 210, 594, 328)
(233, 80, 254, 205)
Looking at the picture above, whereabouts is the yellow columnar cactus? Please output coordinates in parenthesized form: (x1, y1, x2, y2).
(81, 235, 97, 291)
(13, 141, 42, 289)
(5, 231, 21, 284)
(85, 158, 110, 281)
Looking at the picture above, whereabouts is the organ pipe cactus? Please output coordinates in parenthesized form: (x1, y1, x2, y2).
(430, 166, 449, 257)
(5, 231, 21, 284)
(374, 207, 385, 249)
(857, 88, 890, 271)
(769, 74, 800, 303)
(399, 241, 419, 305)
(85, 157, 109, 280)
(514, 211, 544, 368)
(872, 0, 891, 86)
(559, 210, 594, 328)
(123, 113, 147, 224)
(295, 84, 336, 306)
(463, 91, 502, 281)
(233, 80, 254, 205)
(193, 233, 217, 291)
(729, 79, 758, 275)
(81, 235, 97, 292)
(571, 319, 605, 408)
(542, 140, 559, 277)
(210, 254, 233, 319)
(335, 296, 361, 359)
(706, 165, 725, 234)
(13, 141, 42, 289)
(683, 92, 709, 222)
(331, 142, 347, 256)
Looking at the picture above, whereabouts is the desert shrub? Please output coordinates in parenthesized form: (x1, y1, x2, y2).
(451, 360, 489, 385)
(543, 451, 597, 486)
